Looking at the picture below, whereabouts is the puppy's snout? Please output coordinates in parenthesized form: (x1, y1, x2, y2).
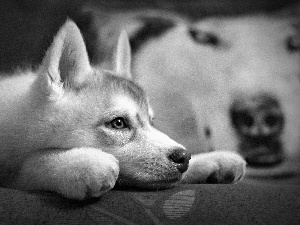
(168, 148, 191, 173)
(230, 94, 284, 138)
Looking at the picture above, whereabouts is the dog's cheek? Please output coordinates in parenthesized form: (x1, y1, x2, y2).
(95, 129, 133, 149)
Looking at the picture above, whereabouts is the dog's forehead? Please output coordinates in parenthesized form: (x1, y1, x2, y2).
(106, 93, 153, 122)
(110, 94, 141, 111)
(100, 71, 150, 110)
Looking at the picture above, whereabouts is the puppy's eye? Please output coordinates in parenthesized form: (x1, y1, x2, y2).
(189, 28, 219, 46)
(107, 117, 129, 130)
(286, 36, 300, 53)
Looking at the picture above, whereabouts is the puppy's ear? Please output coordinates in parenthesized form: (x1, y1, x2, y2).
(114, 30, 132, 80)
(38, 19, 92, 100)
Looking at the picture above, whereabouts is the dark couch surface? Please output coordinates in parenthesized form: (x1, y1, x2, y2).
(1, 181, 299, 225)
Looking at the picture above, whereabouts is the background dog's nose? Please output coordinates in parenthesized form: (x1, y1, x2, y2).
(168, 148, 191, 173)
(230, 94, 284, 139)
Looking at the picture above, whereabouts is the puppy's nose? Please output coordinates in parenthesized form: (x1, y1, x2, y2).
(168, 148, 191, 173)
(230, 94, 284, 139)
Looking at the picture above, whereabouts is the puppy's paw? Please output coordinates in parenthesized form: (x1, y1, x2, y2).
(55, 148, 119, 200)
(182, 151, 246, 184)
(204, 152, 246, 184)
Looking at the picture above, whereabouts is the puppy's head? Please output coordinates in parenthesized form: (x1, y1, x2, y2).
(30, 20, 190, 189)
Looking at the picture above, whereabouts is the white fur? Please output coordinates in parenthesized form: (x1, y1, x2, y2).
(0, 20, 120, 200)
(13, 148, 119, 199)
(182, 151, 245, 184)
(115, 30, 132, 76)
(0, 17, 247, 200)
(0, 19, 193, 200)
(90, 9, 247, 185)
(135, 15, 300, 179)
(95, 6, 299, 181)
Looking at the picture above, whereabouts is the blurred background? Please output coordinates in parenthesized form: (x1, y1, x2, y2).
(0, 0, 298, 72)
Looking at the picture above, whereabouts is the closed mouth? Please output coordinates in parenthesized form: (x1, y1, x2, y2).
(245, 146, 284, 167)
(239, 138, 284, 167)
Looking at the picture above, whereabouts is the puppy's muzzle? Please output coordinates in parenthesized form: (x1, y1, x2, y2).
(230, 93, 285, 167)
(168, 148, 191, 173)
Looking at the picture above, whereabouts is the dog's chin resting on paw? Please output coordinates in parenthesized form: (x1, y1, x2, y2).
(0, 19, 245, 200)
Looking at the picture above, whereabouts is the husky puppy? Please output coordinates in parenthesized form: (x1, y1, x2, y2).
(90, 6, 300, 182)
(0, 20, 245, 200)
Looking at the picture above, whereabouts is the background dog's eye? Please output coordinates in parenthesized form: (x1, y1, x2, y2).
(108, 117, 129, 130)
(149, 117, 155, 126)
(286, 36, 300, 53)
(189, 28, 219, 46)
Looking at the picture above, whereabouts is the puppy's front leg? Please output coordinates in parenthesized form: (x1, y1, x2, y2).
(181, 151, 246, 184)
(12, 148, 119, 200)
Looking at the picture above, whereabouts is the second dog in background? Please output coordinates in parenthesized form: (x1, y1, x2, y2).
(90, 3, 300, 183)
